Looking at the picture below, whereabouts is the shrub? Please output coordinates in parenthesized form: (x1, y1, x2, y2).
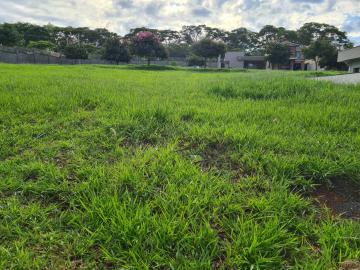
(28, 40, 56, 51)
(103, 38, 131, 64)
(63, 44, 88, 59)
(187, 55, 206, 67)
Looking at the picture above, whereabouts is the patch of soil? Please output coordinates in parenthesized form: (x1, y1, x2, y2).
(313, 178, 360, 219)
(339, 261, 360, 270)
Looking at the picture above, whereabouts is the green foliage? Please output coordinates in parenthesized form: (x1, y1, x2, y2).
(166, 43, 190, 58)
(0, 23, 21, 46)
(298, 22, 351, 47)
(303, 39, 338, 70)
(132, 31, 168, 65)
(192, 38, 226, 60)
(103, 38, 131, 64)
(265, 42, 291, 67)
(63, 44, 88, 59)
(226, 27, 259, 53)
(0, 21, 355, 71)
(1, 63, 360, 269)
(27, 40, 56, 51)
(258, 25, 299, 45)
(187, 55, 206, 67)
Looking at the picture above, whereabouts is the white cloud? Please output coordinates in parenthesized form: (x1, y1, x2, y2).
(0, 0, 359, 44)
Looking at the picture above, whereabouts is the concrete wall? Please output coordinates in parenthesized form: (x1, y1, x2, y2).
(224, 51, 245, 68)
(0, 46, 190, 66)
(338, 46, 360, 62)
(338, 46, 360, 73)
(348, 60, 360, 73)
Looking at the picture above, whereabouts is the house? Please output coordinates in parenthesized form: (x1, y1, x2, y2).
(219, 51, 266, 69)
(218, 44, 320, 71)
(338, 46, 360, 73)
(266, 42, 319, 71)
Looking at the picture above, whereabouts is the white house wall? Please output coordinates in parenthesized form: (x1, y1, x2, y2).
(348, 60, 360, 72)
(224, 52, 245, 68)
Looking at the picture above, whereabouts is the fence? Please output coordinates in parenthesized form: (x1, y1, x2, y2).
(0, 45, 219, 67)
(0, 46, 113, 65)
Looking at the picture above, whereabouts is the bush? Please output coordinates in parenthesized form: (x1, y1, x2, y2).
(103, 38, 131, 64)
(28, 40, 56, 51)
(63, 44, 88, 59)
(191, 39, 226, 67)
(187, 55, 206, 67)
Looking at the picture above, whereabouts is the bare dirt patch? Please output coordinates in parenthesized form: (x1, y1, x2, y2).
(313, 178, 360, 219)
(339, 260, 360, 270)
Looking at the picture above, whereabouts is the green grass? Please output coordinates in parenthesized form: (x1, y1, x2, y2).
(0, 64, 360, 269)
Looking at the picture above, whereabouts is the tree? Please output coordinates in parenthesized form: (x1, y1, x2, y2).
(157, 30, 181, 45)
(303, 39, 338, 70)
(28, 40, 56, 51)
(63, 44, 88, 59)
(187, 55, 206, 67)
(204, 26, 227, 42)
(0, 23, 21, 46)
(21, 24, 51, 45)
(192, 39, 226, 67)
(298, 22, 351, 48)
(265, 42, 290, 69)
(181, 25, 207, 44)
(166, 43, 190, 58)
(132, 31, 168, 65)
(258, 25, 299, 46)
(103, 38, 131, 64)
(226, 27, 259, 54)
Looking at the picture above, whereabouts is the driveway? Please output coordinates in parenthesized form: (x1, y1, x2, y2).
(315, 73, 360, 84)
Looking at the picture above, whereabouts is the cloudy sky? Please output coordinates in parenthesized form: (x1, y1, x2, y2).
(0, 0, 359, 44)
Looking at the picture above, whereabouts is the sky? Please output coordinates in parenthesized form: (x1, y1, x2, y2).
(0, 0, 359, 45)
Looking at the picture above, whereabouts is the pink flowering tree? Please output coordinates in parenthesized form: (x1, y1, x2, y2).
(132, 31, 168, 65)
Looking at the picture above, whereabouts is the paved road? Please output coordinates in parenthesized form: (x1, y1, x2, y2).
(316, 73, 360, 84)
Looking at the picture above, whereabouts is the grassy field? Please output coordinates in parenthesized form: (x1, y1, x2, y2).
(1, 64, 360, 269)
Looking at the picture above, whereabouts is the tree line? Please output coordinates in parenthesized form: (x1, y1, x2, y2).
(0, 22, 353, 69)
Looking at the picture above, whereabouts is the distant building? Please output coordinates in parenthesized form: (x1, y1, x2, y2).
(219, 51, 266, 69)
(338, 46, 360, 73)
(266, 42, 318, 71)
(220, 45, 319, 71)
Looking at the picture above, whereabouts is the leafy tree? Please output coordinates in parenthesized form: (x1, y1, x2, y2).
(166, 43, 189, 58)
(204, 26, 227, 42)
(226, 27, 259, 53)
(28, 40, 56, 51)
(298, 22, 351, 48)
(0, 23, 21, 46)
(103, 38, 131, 64)
(258, 25, 299, 46)
(63, 44, 88, 59)
(181, 25, 207, 44)
(22, 24, 50, 45)
(157, 30, 181, 45)
(265, 42, 290, 69)
(192, 39, 226, 67)
(187, 55, 206, 67)
(124, 27, 158, 41)
(132, 31, 168, 65)
(303, 39, 339, 70)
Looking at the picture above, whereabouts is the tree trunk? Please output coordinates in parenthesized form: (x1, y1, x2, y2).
(204, 57, 207, 68)
(147, 57, 150, 66)
(315, 56, 319, 71)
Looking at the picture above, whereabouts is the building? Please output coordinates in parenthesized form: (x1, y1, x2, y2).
(338, 46, 360, 73)
(220, 51, 266, 69)
(266, 42, 320, 71)
(218, 43, 322, 71)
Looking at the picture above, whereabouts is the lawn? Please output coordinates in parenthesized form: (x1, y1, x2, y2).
(0, 64, 360, 269)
